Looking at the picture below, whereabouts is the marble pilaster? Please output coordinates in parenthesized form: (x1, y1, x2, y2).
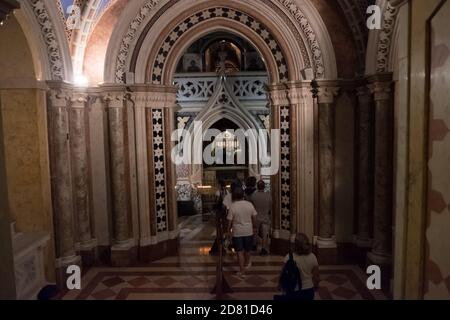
(286, 81, 315, 240)
(367, 74, 394, 264)
(47, 84, 80, 284)
(267, 84, 289, 242)
(355, 85, 373, 247)
(104, 90, 134, 266)
(131, 85, 178, 262)
(69, 92, 96, 264)
(316, 82, 339, 248)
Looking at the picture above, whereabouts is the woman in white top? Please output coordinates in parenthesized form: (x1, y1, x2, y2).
(282, 233, 320, 300)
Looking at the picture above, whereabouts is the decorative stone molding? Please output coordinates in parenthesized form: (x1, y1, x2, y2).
(267, 83, 291, 231)
(279, 105, 291, 231)
(29, 0, 65, 80)
(267, 84, 289, 107)
(367, 73, 393, 101)
(150, 7, 288, 84)
(48, 88, 71, 108)
(115, 0, 161, 82)
(103, 91, 127, 108)
(376, 2, 400, 73)
(112, 0, 335, 83)
(70, 91, 89, 108)
(277, 0, 325, 78)
(316, 84, 339, 104)
(150, 108, 168, 232)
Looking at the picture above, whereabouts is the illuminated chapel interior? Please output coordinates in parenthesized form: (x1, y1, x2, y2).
(0, 0, 449, 300)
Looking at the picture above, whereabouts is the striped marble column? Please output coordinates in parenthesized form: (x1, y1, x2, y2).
(355, 85, 373, 247)
(47, 84, 80, 285)
(367, 74, 394, 264)
(104, 91, 134, 266)
(316, 82, 339, 249)
(69, 92, 97, 265)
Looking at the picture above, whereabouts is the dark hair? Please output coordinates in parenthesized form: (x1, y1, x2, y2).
(245, 176, 257, 188)
(257, 180, 265, 191)
(218, 179, 226, 188)
(295, 233, 312, 255)
(232, 186, 244, 202)
(37, 285, 60, 300)
(230, 179, 242, 193)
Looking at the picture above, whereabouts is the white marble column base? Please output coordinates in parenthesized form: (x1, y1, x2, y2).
(78, 239, 98, 251)
(316, 236, 337, 248)
(112, 238, 135, 251)
(353, 234, 373, 248)
(367, 250, 392, 265)
(55, 254, 81, 268)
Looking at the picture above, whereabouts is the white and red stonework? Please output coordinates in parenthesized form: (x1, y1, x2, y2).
(424, 1, 450, 299)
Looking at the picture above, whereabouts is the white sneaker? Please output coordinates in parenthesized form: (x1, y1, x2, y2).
(245, 262, 252, 270)
(235, 272, 246, 280)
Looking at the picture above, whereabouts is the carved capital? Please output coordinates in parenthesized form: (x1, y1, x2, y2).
(317, 86, 339, 104)
(69, 91, 89, 109)
(356, 85, 370, 97)
(367, 73, 393, 101)
(48, 89, 71, 108)
(267, 83, 289, 106)
(368, 82, 392, 101)
(286, 81, 311, 104)
(103, 92, 127, 108)
(127, 84, 178, 108)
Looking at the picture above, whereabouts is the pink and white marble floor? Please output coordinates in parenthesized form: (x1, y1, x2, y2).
(62, 215, 387, 300)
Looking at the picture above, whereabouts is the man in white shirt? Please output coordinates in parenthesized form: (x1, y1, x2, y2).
(226, 187, 257, 279)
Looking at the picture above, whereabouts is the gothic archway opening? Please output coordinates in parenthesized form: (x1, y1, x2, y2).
(174, 32, 270, 238)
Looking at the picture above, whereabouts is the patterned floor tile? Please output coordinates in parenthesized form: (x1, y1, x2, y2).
(61, 217, 388, 300)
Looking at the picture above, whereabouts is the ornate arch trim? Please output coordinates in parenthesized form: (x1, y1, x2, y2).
(114, 0, 161, 83)
(149, 8, 288, 84)
(276, 0, 326, 78)
(376, 1, 400, 73)
(27, 0, 72, 80)
(365, 0, 404, 75)
(110, 0, 334, 83)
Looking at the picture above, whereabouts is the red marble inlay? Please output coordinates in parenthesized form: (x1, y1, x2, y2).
(128, 276, 151, 287)
(429, 119, 450, 142)
(445, 276, 450, 294)
(431, 43, 450, 70)
(324, 275, 347, 286)
(331, 286, 357, 299)
(428, 189, 448, 214)
(91, 288, 116, 300)
(153, 276, 177, 287)
(426, 259, 444, 285)
(102, 276, 125, 288)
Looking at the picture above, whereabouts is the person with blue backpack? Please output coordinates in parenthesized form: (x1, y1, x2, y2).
(276, 233, 320, 300)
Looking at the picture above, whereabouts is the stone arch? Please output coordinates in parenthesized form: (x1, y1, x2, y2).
(150, 20, 288, 85)
(365, 0, 404, 75)
(187, 77, 265, 183)
(104, 0, 338, 84)
(144, 7, 290, 84)
(20, 0, 73, 81)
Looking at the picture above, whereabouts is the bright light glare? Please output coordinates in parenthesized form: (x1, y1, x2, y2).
(74, 74, 88, 87)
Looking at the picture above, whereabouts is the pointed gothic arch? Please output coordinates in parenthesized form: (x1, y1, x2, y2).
(186, 76, 265, 183)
